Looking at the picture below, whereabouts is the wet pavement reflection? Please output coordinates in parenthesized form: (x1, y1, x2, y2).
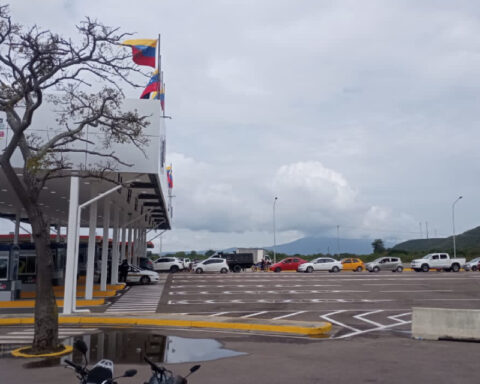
(1, 328, 245, 368)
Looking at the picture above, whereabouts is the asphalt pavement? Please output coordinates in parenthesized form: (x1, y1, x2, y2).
(1, 270, 480, 383)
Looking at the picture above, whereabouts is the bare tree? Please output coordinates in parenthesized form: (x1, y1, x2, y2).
(0, 5, 150, 353)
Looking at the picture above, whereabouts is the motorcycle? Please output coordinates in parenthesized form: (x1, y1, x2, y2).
(65, 339, 137, 384)
(143, 356, 200, 384)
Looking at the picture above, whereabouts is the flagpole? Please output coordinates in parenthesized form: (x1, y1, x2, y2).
(157, 33, 161, 80)
(168, 163, 173, 217)
(158, 34, 165, 118)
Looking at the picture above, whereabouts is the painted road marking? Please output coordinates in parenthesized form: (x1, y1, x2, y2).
(388, 312, 412, 324)
(208, 312, 230, 317)
(167, 298, 393, 305)
(170, 284, 341, 288)
(379, 290, 453, 293)
(337, 319, 412, 339)
(171, 276, 480, 283)
(241, 311, 268, 318)
(353, 310, 384, 327)
(106, 282, 165, 313)
(320, 310, 360, 332)
(272, 311, 307, 320)
(169, 289, 368, 295)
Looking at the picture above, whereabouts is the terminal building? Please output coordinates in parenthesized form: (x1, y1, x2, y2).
(0, 99, 171, 312)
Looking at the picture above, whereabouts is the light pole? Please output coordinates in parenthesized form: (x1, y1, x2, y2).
(273, 197, 278, 264)
(452, 196, 463, 258)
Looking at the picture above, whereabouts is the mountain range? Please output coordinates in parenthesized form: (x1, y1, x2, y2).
(262, 236, 395, 255)
(165, 227, 480, 256)
(392, 226, 480, 252)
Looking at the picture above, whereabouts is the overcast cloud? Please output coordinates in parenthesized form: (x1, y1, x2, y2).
(1, 1, 480, 252)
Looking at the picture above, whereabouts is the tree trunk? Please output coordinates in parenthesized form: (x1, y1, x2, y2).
(30, 208, 59, 353)
(1, 157, 60, 353)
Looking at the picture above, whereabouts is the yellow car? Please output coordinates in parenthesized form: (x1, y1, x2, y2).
(340, 258, 365, 272)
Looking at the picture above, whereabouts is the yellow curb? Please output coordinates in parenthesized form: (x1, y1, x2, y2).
(0, 316, 331, 336)
(0, 318, 35, 325)
(53, 284, 125, 291)
(11, 344, 73, 358)
(21, 290, 117, 299)
(56, 316, 331, 336)
(0, 298, 105, 308)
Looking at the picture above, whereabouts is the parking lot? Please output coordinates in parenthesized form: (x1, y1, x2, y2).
(1, 270, 480, 383)
(160, 270, 480, 338)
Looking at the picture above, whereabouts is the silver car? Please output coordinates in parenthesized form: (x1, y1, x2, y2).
(464, 257, 480, 271)
(366, 257, 403, 273)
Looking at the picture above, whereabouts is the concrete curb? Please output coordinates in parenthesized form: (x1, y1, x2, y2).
(412, 307, 480, 341)
(0, 314, 332, 336)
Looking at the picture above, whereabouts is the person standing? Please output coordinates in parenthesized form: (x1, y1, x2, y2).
(119, 259, 129, 283)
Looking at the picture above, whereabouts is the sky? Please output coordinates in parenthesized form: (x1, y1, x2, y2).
(1, 0, 480, 253)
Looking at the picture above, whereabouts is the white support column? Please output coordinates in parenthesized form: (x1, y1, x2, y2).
(63, 176, 79, 315)
(133, 227, 139, 265)
(132, 227, 137, 265)
(120, 210, 127, 263)
(85, 196, 98, 300)
(100, 199, 110, 291)
(142, 228, 147, 258)
(127, 221, 133, 264)
(110, 207, 120, 285)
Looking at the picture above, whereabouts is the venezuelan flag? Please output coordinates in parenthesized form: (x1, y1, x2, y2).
(151, 83, 165, 111)
(123, 39, 157, 68)
(140, 70, 160, 99)
(166, 166, 173, 188)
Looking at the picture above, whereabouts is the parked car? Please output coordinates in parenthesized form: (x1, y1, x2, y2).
(411, 253, 465, 272)
(366, 257, 403, 272)
(269, 257, 307, 272)
(340, 258, 365, 272)
(126, 264, 160, 285)
(139, 257, 154, 271)
(463, 257, 480, 271)
(297, 257, 342, 273)
(153, 257, 184, 273)
(182, 258, 192, 270)
(194, 258, 229, 274)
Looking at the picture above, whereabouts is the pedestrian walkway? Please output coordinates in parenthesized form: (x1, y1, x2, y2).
(105, 277, 167, 313)
(0, 327, 98, 345)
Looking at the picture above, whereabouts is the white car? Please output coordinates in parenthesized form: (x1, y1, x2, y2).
(153, 257, 184, 273)
(194, 258, 229, 274)
(182, 258, 192, 270)
(297, 257, 342, 273)
(464, 257, 480, 271)
(126, 265, 160, 285)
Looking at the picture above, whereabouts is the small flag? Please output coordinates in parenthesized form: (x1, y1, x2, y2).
(122, 39, 157, 68)
(166, 166, 173, 188)
(140, 70, 160, 99)
(159, 83, 165, 112)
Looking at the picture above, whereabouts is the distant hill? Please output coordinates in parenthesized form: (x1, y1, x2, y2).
(393, 226, 480, 252)
(263, 236, 395, 255)
(164, 236, 394, 256)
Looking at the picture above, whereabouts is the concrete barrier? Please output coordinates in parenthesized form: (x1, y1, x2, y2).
(412, 307, 480, 341)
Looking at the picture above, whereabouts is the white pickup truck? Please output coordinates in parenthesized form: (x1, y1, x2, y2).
(411, 253, 465, 272)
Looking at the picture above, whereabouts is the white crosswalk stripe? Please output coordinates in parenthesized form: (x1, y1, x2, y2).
(106, 279, 166, 313)
(0, 327, 98, 345)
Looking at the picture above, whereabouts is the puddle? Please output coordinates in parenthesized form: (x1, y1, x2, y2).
(1, 328, 245, 367)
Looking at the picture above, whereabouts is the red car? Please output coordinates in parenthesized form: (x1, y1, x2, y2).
(270, 257, 307, 272)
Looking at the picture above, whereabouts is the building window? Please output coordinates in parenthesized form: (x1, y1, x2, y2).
(0, 256, 8, 280)
(19, 253, 36, 275)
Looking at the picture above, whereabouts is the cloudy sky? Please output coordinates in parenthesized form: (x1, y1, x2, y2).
(2, 0, 480, 252)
